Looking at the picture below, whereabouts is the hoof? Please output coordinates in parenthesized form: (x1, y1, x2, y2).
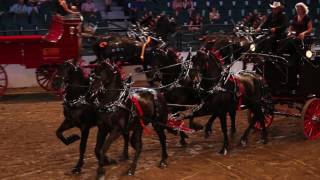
(159, 161, 168, 169)
(179, 140, 187, 148)
(65, 134, 81, 145)
(219, 148, 228, 156)
(127, 169, 135, 176)
(239, 139, 247, 147)
(96, 174, 105, 180)
(71, 167, 81, 175)
(96, 168, 105, 180)
(257, 138, 268, 144)
(204, 130, 212, 139)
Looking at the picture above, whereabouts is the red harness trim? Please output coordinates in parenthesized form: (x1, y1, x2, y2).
(210, 48, 225, 65)
(167, 117, 195, 133)
(130, 96, 152, 135)
(229, 76, 245, 110)
(115, 62, 125, 80)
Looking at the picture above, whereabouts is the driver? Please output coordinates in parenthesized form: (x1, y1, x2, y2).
(278, 2, 313, 92)
(288, 2, 313, 41)
(256, 1, 288, 53)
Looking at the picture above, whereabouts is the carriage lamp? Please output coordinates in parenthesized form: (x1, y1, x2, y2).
(250, 44, 256, 52)
(306, 50, 313, 59)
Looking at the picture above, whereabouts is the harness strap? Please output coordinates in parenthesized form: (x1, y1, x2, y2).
(229, 75, 245, 110)
(130, 95, 152, 135)
(140, 36, 151, 62)
(210, 48, 225, 65)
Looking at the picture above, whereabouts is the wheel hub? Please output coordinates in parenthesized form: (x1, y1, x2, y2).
(311, 115, 320, 124)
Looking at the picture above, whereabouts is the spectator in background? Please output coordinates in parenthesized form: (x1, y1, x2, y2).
(81, 0, 98, 14)
(55, 0, 80, 16)
(105, 0, 112, 12)
(9, 0, 30, 15)
(182, 0, 193, 10)
(188, 13, 202, 31)
(70, 0, 82, 10)
(172, 0, 183, 16)
(183, 0, 194, 17)
(209, 7, 220, 24)
(139, 11, 155, 27)
(27, 0, 40, 15)
(81, 0, 101, 22)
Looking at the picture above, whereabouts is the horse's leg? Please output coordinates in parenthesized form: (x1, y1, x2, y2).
(218, 113, 229, 155)
(96, 128, 122, 180)
(229, 110, 237, 137)
(256, 107, 268, 144)
(240, 105, 259, 147)
(56, 119, 80, 145)
(153, 125, 168, 168)
(189, 117, 203, 131)
(179, 131, 188, 147)
(127, 126, 143, 176)
(71, 128, 89, 174)
(95, 128, 116, 166)
(204, 114, 217, 139)
(120, 132, 130, 161)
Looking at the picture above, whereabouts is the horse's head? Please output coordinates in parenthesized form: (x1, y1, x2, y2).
(191, 50, 223, 89)
(88, 61, 123, 102)
(52, 60, 85, 91)
(143, 47, 180, 86)
(191, 50, 211, 73)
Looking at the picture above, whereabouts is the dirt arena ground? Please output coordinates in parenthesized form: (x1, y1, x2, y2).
(1, 90, 320, 180)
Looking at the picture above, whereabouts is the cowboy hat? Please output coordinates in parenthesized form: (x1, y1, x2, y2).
(269, 1, 283, 8)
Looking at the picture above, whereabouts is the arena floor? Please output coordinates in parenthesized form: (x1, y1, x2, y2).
(0, 90, 320, 180)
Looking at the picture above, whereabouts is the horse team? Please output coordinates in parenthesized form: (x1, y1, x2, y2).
(52, 26, 274, 179)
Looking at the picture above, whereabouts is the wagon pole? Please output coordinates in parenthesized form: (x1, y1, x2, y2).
(273, 111, 301, 118)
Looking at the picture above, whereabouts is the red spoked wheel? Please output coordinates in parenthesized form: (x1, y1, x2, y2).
(247, 109, 274, 130)
(35, 65, 58, 91)
(302, 98, 320, 140)
(0, 65, 8, 96)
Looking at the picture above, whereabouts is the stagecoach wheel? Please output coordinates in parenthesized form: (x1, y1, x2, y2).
(247, 109, 274, 130)
(302, 98, 320, 140)
(0, 65, 8, 96)
(35, 65, 58, 91)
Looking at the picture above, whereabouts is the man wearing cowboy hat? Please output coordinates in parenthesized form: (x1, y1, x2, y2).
(257, 1, 288, 53)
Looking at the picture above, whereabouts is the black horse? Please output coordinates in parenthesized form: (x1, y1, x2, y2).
(181, 50, 274, 155)
(52, 60, 116, 174)
(92, 35, 144, 65)
(143, 48, 208, 145)
(87, 61, 170, 178)
(200, 33, 252, 65)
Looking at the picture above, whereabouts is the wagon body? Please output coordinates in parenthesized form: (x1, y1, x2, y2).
(0, 15, 82, 95)
(241, 51, 320, 140)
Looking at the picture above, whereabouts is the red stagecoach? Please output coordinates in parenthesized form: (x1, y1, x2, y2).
(0, 15, 83, 96)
